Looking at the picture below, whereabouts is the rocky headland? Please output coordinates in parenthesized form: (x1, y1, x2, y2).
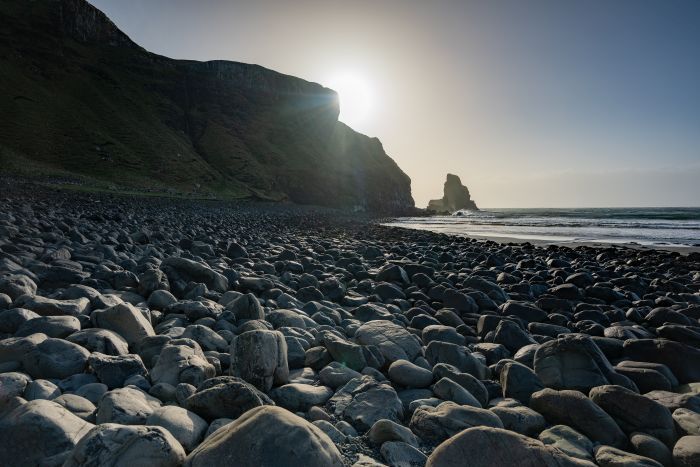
(0, 0, 413, 213)
(427, 174, 478, 214)
(1, 182, 699, 466)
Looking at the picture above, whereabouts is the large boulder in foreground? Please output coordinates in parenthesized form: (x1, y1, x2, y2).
(184, 405, 343, 467)
(426, 426, 593, 467)
(63, 423, 186, 467)
(0, 399, 94, 465)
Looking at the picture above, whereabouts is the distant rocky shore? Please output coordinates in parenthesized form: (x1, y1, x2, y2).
(1, 183, 699, 467)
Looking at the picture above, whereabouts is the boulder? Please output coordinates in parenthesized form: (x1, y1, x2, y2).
(0, 399, 93, 464)
(426, 426, 591, 467)
(91, 302, 155, 347)
(227, 292, 264, 320)
(589, 385, 676, 447)
(230, 329, 289, 392)
(63, 423, 186, 467)
(534, 334, 636, 392)
(88, 352, 148, 389)
(15, 315, 80, 338)
(22, 337, 90, 379)
(529, 388, 627, 448)
(380, 441, 427, 467)
(355, 320, 422, 363)
(161, 257, 228, 294)
(623, 339, 700, 384)
(388, 359, 434, 388)
(500, 360, 544, 405)
(328, 376, 404, 431)
(0, 274, 37, 300)
(96, 386, 162, 425)
(539, 425, 594, 461)
(146, 406, 208, 453)
(368, 418, 420, 447)
(150, 339, 216, 387)
(594, 446, 663, 467)
(673, 435, 700, 467)
(410, 402, 503, 445)
(184, 406, 343, 467)
(270, 383, 334, 412)
(66, 328, 129, 355)
(490, 404, 547, 437)
(185, 376, 273, 421)
(425, 341, 486, 379)
(15, 295, 90, 317)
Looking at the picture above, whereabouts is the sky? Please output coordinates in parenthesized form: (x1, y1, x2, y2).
(89, 0, 700, 208)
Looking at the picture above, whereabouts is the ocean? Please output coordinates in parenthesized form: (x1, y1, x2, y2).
(383, 207, 700, 248)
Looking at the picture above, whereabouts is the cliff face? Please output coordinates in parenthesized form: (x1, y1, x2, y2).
(427, 174, 478, 213)
(0, 0, 414, 213)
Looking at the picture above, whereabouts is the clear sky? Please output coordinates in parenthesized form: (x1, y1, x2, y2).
(89, 0, 700, 208)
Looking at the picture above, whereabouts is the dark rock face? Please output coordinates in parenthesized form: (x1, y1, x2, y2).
(0, 0, 414, 213)
(427, 174, 478, 213)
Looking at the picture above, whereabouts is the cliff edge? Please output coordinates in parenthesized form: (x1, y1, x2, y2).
(0, 0, 414, 213)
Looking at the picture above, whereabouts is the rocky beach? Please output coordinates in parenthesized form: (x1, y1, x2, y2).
(0, 182, 699, 466)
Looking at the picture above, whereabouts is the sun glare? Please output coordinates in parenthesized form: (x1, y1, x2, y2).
(325, 72, 373, 129)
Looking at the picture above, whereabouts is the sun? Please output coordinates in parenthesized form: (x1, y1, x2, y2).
(325, 72, 373, 129)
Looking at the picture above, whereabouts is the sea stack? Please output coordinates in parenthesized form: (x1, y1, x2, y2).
(427, 173, 478, 213)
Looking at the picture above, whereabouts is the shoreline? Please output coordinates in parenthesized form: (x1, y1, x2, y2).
(380, 221, 700, 255)
(381, 224, 700, 254)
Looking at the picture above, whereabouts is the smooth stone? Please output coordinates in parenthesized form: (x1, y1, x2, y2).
(539, 425, 595, 461)
(146, 406, 209, 453)
(96, 386, 162, 425)
(184, 376, 273, 421)
(380, 441, 427, 467)
(91, 302, 155, 347)
(230, 329, 289, 392)
(409, 401, 504, 445)
(63, 423, 186, 467)
(589, 385, 676, 447)
(368, 419, 420, 447)
(594, 445, 663, 467)
(184, 406, 344, 467)
(270, 383, 334, 411)
(529, 388, 628, 448)
(388, 359, 434, 388)
(425, 426, 592, 467)
(673, 435, 700, 467)
(0, 399, 93, 464)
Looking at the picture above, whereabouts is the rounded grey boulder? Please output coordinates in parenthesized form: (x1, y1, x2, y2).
(63, 422, 186, 467)
(184, 405, 343, 467)
(230, 329, 289, 392)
